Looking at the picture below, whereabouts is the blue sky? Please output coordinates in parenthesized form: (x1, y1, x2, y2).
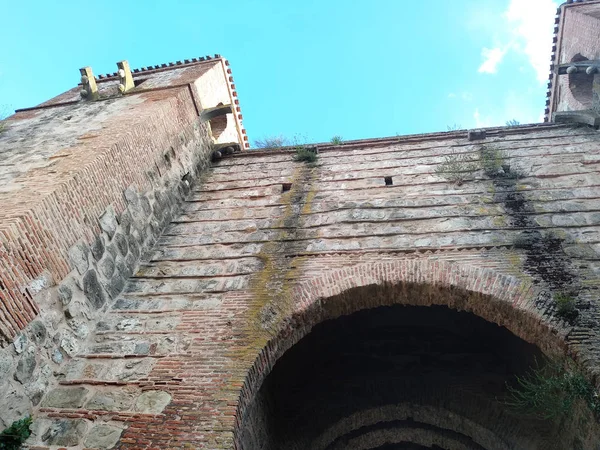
(0, 0, 558, 144)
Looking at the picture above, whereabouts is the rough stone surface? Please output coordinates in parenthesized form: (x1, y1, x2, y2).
(99, 254, 116, 279)
(13, 334, 26, 354)
(14, 346, 36, 384)
(68, 242, 90, 275)
(41, 387, 89, 408)
(84, 424, 123, 449)
(99, 206, 118, 239)
(114, 233, 129, 257)
(51, 348, 64, 364)
(86, 390, 136, 411)
(0, 387, 32, 429)
(59, 330, 80, 357)
(41, 419, 87, 446)
(134, 390, 172, 413)
(91, 235, 106, 261)
(0, 351, 13, 380)
(27, 321, 46, 345)
(83, 270, 106, 309)
(58, 283, 73, 305)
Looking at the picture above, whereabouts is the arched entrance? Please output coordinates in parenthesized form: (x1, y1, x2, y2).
(234, 262, 600, 449)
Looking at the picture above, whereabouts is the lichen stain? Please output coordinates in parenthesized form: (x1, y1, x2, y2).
(229, 163, 317, 364)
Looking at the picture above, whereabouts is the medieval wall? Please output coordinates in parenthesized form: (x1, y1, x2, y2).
(0, 57, 247, 444)
(18, 123, 600, 448)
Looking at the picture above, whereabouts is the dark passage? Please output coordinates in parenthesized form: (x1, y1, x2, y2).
(239, 305, 573, 449)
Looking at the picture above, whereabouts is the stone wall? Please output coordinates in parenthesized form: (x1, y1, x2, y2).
(17, 123, 600, 448)
(0, 61, 229, 445)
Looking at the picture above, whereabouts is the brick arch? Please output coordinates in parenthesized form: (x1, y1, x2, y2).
(233, 259, 568, 447)
(309, 403, 522, 450)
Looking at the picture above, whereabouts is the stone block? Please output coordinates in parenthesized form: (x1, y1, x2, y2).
(124, 186, 139, 206)
(68, 242, 90, 275)
(83, 270, 106, 309)
(41, 387, 89, 408)
(99, 205, 118, 239)
(140, 195, 152, 216)
(0, 386, 32, 429)
(114, 233, 129, 256)
(13, 334, 27, 354)
(128, 235, 140, 260)
(105, 241, 119, 260)
(134, 390, 171, 414)
(125, 253, 137, 276)
(27, 321, 47, 345)
(91, 235, 105, 261)
(84, 424, 123, 449)
(58, 283, 73, 306)
(41, 419, 87, 447)
(86, 390, 135, 411)
(51, 348, 64, 364)
(0, 351, 14, 381)
(119, 209, 133, 235)
(115, 318, 142, 331)
(104, 276, 126, 301)
(116, 257, 133, 280)
(59, 330, 81, 357)
(14, 346, 36, 384)
(98, 254, 116, 279)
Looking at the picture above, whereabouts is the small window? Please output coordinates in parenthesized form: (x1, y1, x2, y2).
(384, 176, 393, 186)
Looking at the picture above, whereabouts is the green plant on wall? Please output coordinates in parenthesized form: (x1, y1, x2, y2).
(0, 416, 33, 450)
(330, 135, 343, 145)
(479, 145, 507, 177)
(294, 147, 318, 163)
(555, 292, 579, 323)
(435, 150, 478, 185)
(505, 361, 600, 421)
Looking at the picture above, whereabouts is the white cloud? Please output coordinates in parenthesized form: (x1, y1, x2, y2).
(477, 0, 558, 83)
(478, 47, 507, 74)
(448, 93, 457, 98)
(473, 108, 493, 128)
(505, 0, 558, 82)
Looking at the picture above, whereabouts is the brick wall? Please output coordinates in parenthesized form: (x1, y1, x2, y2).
(18, 124, 600, 449)
(550, 2, 600, 115)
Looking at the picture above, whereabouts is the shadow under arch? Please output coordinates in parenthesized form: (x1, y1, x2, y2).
(233, 260, 579, 449)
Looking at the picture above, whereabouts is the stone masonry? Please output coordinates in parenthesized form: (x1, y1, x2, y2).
(1, 3, 600, 447)
(8, 123, 600, 448)
(0, 56, 248, 447)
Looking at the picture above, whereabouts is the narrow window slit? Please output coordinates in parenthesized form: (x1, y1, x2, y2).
(384, 176, 393, 186)
(282, 183, 292, 192)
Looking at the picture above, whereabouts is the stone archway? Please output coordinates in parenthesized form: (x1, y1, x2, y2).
(233, 260, 598, 449)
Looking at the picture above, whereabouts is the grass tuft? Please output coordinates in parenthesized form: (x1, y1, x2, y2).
(505, 361, 599, 420)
